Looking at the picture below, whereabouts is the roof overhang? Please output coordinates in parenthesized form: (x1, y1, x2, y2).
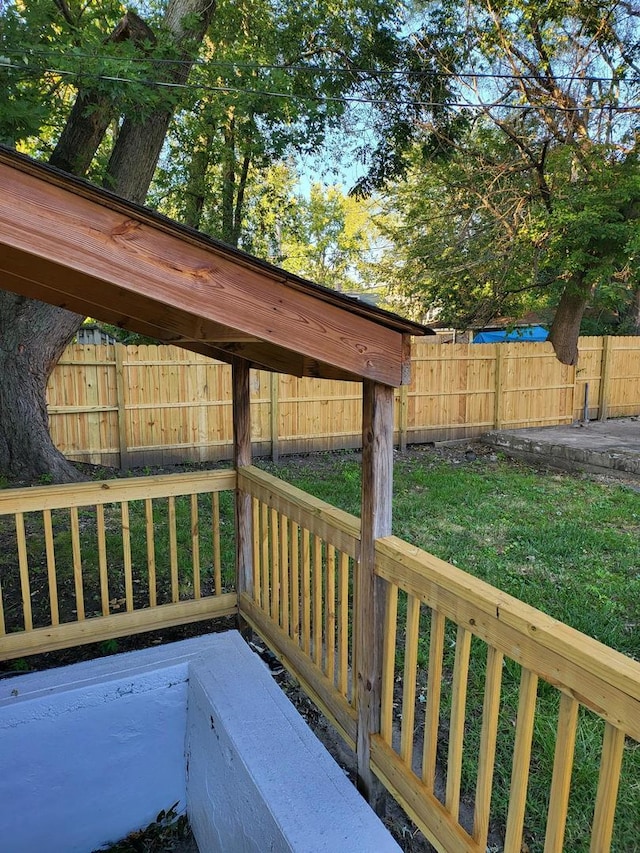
(0, 148, 430, 385)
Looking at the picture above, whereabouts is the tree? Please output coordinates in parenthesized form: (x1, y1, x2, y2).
(151, 0, 407, 247)
(0, 0, 215, 482)
(377, 122, 640, 336)
(278, 183, 376, 291)
(366, 0, 640, 363)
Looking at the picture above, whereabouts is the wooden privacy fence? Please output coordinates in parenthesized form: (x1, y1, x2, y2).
(0, 470, 237, 660)
(47, 336, 640, 468)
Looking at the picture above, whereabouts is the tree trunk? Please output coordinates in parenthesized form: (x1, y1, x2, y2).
(0, 294, 84, 482)
(0, 0, 215, 483)
(184, 142, 213, 229)
(104, 0, 216, 204)
(221, 114, 237, 245)
(548, 275, 591, 365)
(622, 284, 640, 335)
(50, 11, 156, 177)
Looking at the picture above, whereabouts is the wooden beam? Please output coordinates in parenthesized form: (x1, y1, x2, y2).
(356, 380, 394, 809)
(0, 255, 364, 380)
(0, 160, 416, 386)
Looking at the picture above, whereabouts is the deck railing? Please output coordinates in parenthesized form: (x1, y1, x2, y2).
(238, 465, 360, 747)
(238, 467, 640, 853)
(1, 467, 638, 851)
(0, 470, 237, 660)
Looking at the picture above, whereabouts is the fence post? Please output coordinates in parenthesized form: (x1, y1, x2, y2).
(398, 385, 408, 452)
(599, 336, 613, 421)
(356, 380, 393, 812)
(114, 344, 130, 469)
(494, 346, 504, 429)
(270, 372, 279, 462)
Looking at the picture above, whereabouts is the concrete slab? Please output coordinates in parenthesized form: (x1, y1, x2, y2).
(483, 417, 640, 478)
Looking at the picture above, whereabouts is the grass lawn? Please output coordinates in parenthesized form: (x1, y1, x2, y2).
(258, 444, 640, 853)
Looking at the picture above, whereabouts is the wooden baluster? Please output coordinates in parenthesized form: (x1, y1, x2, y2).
(15, 512, 33, 630)
(313, 535, 323, 668)
(544, 693, 579, 853)
(168, 496, 178, 603)
(43, 509, 60, 625)
(504, 668, 539, 852)
(95, 505, 109, 616)
(473, 645, 504, 847)
(446, 626, 472, 820)
(301, 528, 311, 655)
(380, 583, 398, 745)
(212, 492, 222, 596)
(337, 551, 351, 700)
(191, 494, 200, 600)
(290, 521, 300, 642)
(252, 497, 260, 606)
(280, 515, 289, 634)
(145, 499, 157, 607)
(120, 503, 132, 612)
(423, 609, 445, 791)
(325, 544, 336, 683)
(400, 593, 421, 767)
(270, 507, 280, 623)
(590, 723, 625, 852)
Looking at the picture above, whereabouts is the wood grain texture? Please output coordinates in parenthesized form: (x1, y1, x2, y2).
(233, 359, 253, 598)
(0, 159, 420, 385)
(356, 380, 394, 803)
(0, 594, 237, 662)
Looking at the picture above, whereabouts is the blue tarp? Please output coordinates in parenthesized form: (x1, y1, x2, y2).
(472, 325, 548, 343)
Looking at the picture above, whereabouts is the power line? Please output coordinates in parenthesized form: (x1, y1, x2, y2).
(2, 47, 640, 86)
(4, 62, 639, 113)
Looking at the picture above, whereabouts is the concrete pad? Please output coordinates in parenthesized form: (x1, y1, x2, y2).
(483, 417, 640, 478)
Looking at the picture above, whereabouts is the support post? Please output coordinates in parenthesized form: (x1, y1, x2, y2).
(398, 385, 408, 452)
(233, 358, 253, 629)
(356, 380, 394, 811)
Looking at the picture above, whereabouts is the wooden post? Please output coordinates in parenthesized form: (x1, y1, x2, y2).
(599, 336, 613, 421)
(356, 380, 394, 810)
(233, 358, 253, 624)
(398, 385, 408, 452)
(270, 372, 279, 462)
(114, 343, 130, 469)
(494, 345, 504, 430)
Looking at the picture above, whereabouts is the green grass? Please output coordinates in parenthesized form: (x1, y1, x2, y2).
(258, 448, 640, 852)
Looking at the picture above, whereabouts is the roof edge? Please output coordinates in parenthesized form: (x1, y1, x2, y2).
(0, 146, 430, 337)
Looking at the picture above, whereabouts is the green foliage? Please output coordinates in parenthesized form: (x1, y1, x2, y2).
(372, 0, 640, 335)
(150, 0, 408, 244)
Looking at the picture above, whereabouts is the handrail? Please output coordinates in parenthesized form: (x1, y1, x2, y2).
(0, 470, 237, 661)
(237, 470, 640, 853)
(375, 535, 640, 740)
(238, 466, 360, 558)
(0, 469, 236, 514)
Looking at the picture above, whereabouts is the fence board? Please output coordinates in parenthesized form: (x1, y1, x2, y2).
(47, 337, 640, 466)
